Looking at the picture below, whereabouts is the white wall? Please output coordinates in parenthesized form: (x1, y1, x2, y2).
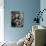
(0, 0, 4, 42)
(40, 0, 46, 27)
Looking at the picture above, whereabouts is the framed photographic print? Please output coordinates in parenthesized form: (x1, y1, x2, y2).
(11, 11, 24, 27)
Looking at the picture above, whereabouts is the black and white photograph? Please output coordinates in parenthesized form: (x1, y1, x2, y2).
(11, 11, 24, 27)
